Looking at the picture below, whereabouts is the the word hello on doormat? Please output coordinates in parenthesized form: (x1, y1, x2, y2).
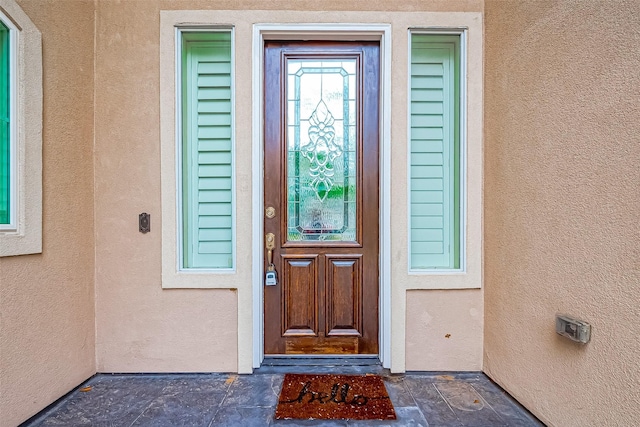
(275, 373, 397, 420)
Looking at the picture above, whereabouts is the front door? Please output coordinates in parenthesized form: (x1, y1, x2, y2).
(263, 41, 380, 355)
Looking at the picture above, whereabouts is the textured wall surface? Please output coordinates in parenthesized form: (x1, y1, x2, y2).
(406, 290, 483, 371)
(94, 1, 238, 373)
(0, 1, 486, 423)
(95, 0, 483, 374)
(5, 0, 640, 424)
(484, 1, 640, 426)
(0, 1, 96, 426)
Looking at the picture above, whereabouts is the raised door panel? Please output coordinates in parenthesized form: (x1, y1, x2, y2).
(325, 255, 362, 336)
(282, 256, 318, 336)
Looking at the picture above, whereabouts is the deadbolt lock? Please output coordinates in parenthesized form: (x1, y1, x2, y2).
(265, 206, 276, 219)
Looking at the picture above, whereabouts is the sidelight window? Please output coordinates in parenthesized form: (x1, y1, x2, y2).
(0, 19, 11, 226)
(180, 31, 234, 269)
(409, 33, 461, 270)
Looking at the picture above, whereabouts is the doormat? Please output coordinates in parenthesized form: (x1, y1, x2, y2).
(275, 373, 396, 420)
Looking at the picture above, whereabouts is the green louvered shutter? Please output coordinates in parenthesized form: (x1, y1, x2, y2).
(182, 32, 233, 269)
(0, 21, 10, 225)
(410, 34, 460, 269)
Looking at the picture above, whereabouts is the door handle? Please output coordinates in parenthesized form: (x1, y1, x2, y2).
(266, 232, 275, 265)
(265, 233, 277, 286)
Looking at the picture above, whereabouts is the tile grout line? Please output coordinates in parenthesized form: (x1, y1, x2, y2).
(391, 378, 430, 427)
(207, 374, 238, 427)
(468, 382, 508, 426)
(397, 376, 419, 409)
(127, 401, 154, 427)
(468, 379, 544, 426)
(403, 378, 450, 427)
(402, 378, 423, 415)
(432, 382, 464, 427)
(127, 380, 169, 427)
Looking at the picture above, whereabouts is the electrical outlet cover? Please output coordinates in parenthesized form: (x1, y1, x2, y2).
(556, 314, 591, 343)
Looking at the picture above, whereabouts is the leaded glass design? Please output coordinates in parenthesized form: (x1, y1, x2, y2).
(286, 60, 357, 242)
(302, 99, 340, 201)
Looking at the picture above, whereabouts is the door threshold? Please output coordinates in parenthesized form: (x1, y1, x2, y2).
(254, 356, 386, 375)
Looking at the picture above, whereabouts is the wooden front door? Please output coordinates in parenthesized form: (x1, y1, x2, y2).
(264, 41, 380, 355)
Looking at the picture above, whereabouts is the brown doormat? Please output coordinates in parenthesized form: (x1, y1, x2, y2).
(275, 373, 397, 421)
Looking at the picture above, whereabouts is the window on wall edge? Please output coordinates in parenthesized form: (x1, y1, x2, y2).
(0, 2, 42, 258)
(409, 32, 461, 271)
(179, 30, 235, 270)
(0, 17, 13, 228)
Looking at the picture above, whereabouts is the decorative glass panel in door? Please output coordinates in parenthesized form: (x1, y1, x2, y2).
(286, 60, 357, 242)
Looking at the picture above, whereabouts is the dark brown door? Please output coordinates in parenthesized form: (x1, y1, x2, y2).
(264, 41, 380, 355)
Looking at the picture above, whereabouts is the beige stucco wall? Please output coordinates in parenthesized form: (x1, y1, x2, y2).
(406, 290, 483, 371)
(94, 1, 238, 373)
(484, 1, 640, 426)
(0, 1, 96, 426)
(6, 0, 640, 423)
(95, 0, 484, 374)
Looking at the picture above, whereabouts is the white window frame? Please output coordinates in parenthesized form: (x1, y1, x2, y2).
(0, 1, 43, 257)
(407, 28, 467, 274)
(160, 24, 237, 288)
(0, 10, 17, 231)
(403, 24, 482, 292)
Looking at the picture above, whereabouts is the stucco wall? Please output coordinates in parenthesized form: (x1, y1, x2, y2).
(406, 290, 483, 371)
(484, 1, 640, 426)
(94, 0, 483, 374)
(0, 1, 96, 426)
(94, 1, 238, 373)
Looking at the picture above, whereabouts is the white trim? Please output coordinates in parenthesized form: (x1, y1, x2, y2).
(0, 11, 17, 231)
(379, 28, 392, 369)
(162, 26, 238, 287)
(173, 26, 184, 271)
(174, 27, 183, 268)
(459, 28, 469, 276)
(251, 23, 393, 369)
(251, 24, 264, 369)
(398, 17, 482, 295)
(0, 0, 43, 257)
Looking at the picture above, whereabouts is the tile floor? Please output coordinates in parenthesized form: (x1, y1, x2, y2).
(21, 370, 544, 427)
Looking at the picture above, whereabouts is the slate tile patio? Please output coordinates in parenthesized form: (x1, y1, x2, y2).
(21, 371, 544, 427)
